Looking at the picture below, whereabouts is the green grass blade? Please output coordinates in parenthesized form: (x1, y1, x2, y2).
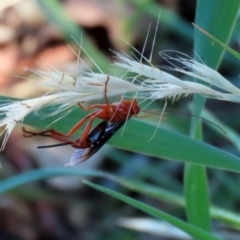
(193, 24, 240, 60)
(0, 167, 239, 230)
(111, 177, 240, 229)
(0, 95, 239, 173)
(194, 0, 240, 68)
(184, 165, 211, 231)
(84, 180, 222, 240)
(0, 168, 106, 194)
(11, 104, 240, 173)
(185, 0, 240, 234)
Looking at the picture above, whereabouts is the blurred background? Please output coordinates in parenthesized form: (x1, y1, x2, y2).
(0, 0, 240, 239)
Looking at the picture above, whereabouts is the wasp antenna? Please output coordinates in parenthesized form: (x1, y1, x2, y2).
(168, 111, 227, 135)
(38, 142, 71, 149)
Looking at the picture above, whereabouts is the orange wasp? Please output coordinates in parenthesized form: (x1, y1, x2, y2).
(22, 76, 140, 164)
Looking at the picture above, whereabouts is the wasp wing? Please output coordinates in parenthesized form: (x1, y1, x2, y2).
(65, 120, 125, 166)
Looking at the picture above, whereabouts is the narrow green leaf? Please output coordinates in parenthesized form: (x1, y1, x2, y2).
(0, 167, 239, 229)
(184, 165, 211, 231)
(186, 0, 240, 234)
(0, 168, 106, 194)
(84, 180, 222, 240)
(194, 0, 240, 68)
(193, 24, 240, 60)
(7, 100, 240, 174)
(1, 95, 240, 173)
(112, 177, 240, 229)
